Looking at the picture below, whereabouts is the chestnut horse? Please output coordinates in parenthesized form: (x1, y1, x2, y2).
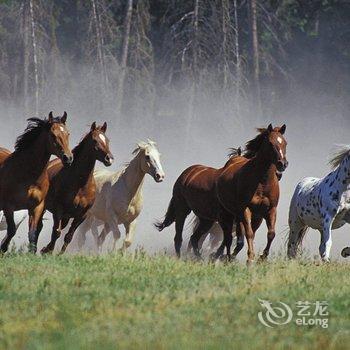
(40, 122, 114, 254)
(155, 124, 288, 263)
(190, 130, 285, 260)
(0, 112, 72, 253)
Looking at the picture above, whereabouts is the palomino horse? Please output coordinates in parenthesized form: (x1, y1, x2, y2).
(40, 122, 113, 254)
(156, 124, 288, 264)
(190, 131, 285, 260)
(77, 140, 164, 251)
(0, 112, 72, 253)
(287, 145, 350, 262)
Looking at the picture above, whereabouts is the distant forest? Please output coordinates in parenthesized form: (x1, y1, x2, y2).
(0, 0, 349, 128)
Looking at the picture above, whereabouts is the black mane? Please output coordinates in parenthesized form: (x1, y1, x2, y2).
(227, 128, 268, 160)
(72, 132, 92, 158)
(14, 117, 61, 153)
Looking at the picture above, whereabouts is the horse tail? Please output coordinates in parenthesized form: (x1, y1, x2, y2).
(154, 197, 177, 231)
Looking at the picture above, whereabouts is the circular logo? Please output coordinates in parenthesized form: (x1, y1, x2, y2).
(258, 299, 293, 328)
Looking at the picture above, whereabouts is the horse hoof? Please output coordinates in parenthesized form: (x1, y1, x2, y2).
(246, 259, 255, 267)
(258, 254, 268, 263)
(341, 247, 350, 258)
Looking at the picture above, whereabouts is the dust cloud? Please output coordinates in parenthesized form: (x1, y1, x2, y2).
(0, 75, 349, 262)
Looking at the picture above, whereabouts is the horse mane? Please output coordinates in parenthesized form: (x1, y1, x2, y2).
(132, 139, 157, 156)
(243, 127, 268, 159)
(329, 145, 350, 169)
(227, 147, 242, 158)
(14, 117, 60, 153)
(72, 132, 92, 158)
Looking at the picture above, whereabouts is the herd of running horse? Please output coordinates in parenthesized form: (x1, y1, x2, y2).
(0, 112, 349, 263)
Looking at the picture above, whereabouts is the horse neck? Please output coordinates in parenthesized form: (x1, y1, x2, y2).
(70, 142, 97, 186)
(330, 155, 350, 193)
(14, 132, 51, 178)
(250, 148, 274, 181)
(121, 153, 146, 199)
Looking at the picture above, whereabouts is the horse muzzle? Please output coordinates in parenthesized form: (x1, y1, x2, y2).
(62, 153, 73, 166)
(276, 160, 288, 172)
(154, 172, 165, 183)
(103, 154, 114, 167)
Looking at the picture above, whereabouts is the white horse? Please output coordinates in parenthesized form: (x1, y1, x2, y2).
(287, 146, 350, 261)
(0, 210, 28, 232)
(77, 140, 165, 251)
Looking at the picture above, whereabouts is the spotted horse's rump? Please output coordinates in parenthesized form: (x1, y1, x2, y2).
(287, 145, 350, 261)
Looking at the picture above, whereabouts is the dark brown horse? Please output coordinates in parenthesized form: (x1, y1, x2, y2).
(0, 112, 73, 253)
(40, 122, 114, 254)
(190, 127, 285, 260)
(155, 124, 288, 263)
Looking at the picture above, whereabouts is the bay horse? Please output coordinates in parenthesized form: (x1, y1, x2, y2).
(40, 122, 114, 254)
(76, 140, 164, 251)
(287, 146, 350, 262)
(190, 138, 284, 260)
(155, 124, 288, 264)
(0, 112, 73, 253)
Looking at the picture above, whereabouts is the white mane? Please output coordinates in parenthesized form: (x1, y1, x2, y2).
(329, 145, 350, 169)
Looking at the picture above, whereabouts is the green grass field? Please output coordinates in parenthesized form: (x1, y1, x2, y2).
(0, 253, 349, 350)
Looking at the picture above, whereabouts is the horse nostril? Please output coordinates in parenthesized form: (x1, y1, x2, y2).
(63, 154, 73, 165)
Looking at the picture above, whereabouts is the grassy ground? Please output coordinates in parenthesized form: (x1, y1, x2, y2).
(0, 253, 349, 350)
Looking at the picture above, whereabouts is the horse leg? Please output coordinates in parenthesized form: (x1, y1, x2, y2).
(111, 225, 121, 252)
(174, 210, 190, 258)
(76, 216, 92, 250)
(319, 218, 334, 262)
(189, 218, 214, 258)
(260, 209, 276, 260)
(213, 210, 234, 261)
(241, 208, 255, 265)
(287, 218, 307, 259)
(122, 221, 136, 250)
(232, 221, 245, 258)
(209, 223, 224, 252)
(187, 230, 209, 253)
(41, 213, 62, 254)
(28, 201, 45, 253)
(0, 209, 16, 253)
(60, 215, 86, 254)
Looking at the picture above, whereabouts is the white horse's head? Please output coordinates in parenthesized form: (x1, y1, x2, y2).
(133, 140, 165, 182)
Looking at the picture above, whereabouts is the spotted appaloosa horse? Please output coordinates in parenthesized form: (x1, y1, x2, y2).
(288, 146, 350, 262)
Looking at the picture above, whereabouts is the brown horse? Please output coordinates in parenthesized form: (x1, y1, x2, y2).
(190, 129, 285, 260)
(0, 112, 73, 253)
(155, 124, 288, 263)
(40, 122, 114, 254)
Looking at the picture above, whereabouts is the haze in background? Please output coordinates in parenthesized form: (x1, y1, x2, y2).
(0, 0, 349, 260)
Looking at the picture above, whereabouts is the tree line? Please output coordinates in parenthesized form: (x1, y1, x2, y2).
(0, 0, 349, 131)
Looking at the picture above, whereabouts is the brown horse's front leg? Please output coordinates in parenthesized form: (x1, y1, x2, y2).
(232, 222, 245, 258)
(260, 208, 277, 261)
(41, 212, 62, 254)
(60, 215, 86, 254)
(0, 209, 16, 253)
(242, 208, 255, 265)
(28, 201, 45, 253)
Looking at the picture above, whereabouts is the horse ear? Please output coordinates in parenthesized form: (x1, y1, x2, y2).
(279, 124, 286, 135)
(61, 111, 67, 124)
(101, 122, 107, 133)
(267, 123, 273, 132)
(48, 111, 53, 123)
(91, 122, 96, 131)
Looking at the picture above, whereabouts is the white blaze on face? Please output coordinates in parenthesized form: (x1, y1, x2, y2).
(99, 133, 106, 145)
(149, 147, 164, 174)
(60, 126, 65, 132)
(277, 136, 283, 144)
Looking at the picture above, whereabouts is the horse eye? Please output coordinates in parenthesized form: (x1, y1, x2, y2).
(145, 155, 150, 161)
